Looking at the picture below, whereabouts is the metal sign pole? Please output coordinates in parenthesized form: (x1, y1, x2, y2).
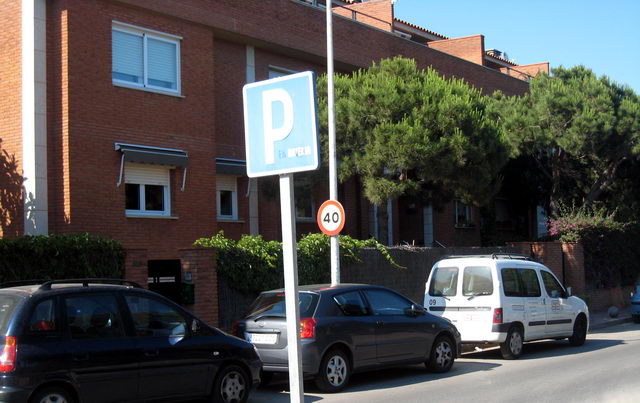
(326, 0, 340, 286)
(279, 173, 304, 403)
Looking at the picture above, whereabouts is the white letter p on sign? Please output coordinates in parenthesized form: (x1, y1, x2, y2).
(262, 89, 294, 165)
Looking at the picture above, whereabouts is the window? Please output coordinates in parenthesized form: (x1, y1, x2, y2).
(363, 289, 412, 316)
(429, 266, 459, 297)
(295, 188, 314, 221)
(125, 163, 171, 217)
(463, 266, 493, 296)
(334, 291, 369, 316)
(519, 269, 542, 297)
(112, 22, 181, 94)
(27, 299, 57, 333)
(125, 295, 187, 338)
(217, 175, 238, 220)
(244, 292, 319, 319)
(541, 270, 565, 299)
(454, 200, 474, 228)
(501, 268, 522, 297)
(64, 295, 125, 339)
(268, 66, 297, 79)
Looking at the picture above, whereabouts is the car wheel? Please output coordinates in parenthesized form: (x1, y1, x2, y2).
(500, 325, 523, 359)
(568, 315, 588, 346)
(30, 387, 75, 403)
(426, 335, 455, 373)
(212, 365, 250, 403)
(633, 315, 640, 324)
(314, 348, 350, 393)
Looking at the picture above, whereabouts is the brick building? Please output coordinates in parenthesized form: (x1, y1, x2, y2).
(1, 0, 547, 324)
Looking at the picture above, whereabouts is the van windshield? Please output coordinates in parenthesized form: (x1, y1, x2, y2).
(429, 267, 459, 297)
(463, 266, 493, 296)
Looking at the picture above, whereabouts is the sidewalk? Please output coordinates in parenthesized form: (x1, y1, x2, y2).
(589, 310, 634, 331)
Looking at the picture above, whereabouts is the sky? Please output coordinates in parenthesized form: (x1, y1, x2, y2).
(393, 0, 640, 93)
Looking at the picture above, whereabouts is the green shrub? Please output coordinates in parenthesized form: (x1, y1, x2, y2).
(195, 231, 401, 293)
(0, 233, 125, 282)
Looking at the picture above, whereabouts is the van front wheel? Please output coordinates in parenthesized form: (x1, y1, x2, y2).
(500, 326, 523, 360)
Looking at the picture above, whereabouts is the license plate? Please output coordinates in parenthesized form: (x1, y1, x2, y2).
(246, 333, 278, 345)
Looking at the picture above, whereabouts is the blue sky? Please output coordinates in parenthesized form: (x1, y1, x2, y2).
(393, 0, 640, 93)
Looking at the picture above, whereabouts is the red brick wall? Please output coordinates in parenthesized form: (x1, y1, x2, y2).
(432, 201, 481, 247)
(501, 62, 549, 80)
(180, 248, 218, 326)
(0, 0, 24, 238)
(334, 0, 393, 32)
(427, 35, 486, 66)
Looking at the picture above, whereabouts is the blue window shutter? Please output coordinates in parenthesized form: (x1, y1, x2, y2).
(112, 30, 143, 84)
(147, 37, 177, 90)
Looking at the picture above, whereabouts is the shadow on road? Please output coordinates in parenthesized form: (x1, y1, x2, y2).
(463, 337, 625, 361)
(252, 360, 500, 401)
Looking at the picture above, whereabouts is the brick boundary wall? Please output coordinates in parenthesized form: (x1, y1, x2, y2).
(124, 249, 148, 287)
(180, 248, 218, 326)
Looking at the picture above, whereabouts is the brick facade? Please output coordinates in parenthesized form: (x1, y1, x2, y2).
(2, 0, 547, 322)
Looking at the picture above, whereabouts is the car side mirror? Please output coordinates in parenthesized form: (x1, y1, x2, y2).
(408, 304, 425, 316)
(566, 287, 572, 297)
(191, 319, 200, 334)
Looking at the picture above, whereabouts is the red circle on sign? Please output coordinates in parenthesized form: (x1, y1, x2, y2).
(317, 200, 346, 236)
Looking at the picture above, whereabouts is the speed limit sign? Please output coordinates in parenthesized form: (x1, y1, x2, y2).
(317, 200, 346, 236)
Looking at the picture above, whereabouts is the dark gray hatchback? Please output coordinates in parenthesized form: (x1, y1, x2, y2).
(234, 284, 461, 392)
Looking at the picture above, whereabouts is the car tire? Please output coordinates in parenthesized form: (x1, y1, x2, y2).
(633, 315, 640, 324)
(426, 335, 455, 373)
(30, 386, 75, 403)
(314, 348, 350, 393)
(500, 325, 523, 360)
(568, 315, 588, 346)
(212, 364, 250, 403)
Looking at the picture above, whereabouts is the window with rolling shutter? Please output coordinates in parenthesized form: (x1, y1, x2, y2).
(216, 176, 238, 220)
(112, 22, 181, 95)
(125, 163, 171, 217)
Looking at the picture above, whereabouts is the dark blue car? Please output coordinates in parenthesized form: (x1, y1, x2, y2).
(0, 279, 261, 403)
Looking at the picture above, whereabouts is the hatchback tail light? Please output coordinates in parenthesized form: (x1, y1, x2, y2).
(493, 308, 503, 324)
(299, 318, 316, 339)
(0, 336, 17, 372)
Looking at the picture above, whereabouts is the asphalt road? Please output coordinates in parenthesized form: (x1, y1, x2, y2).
(250, 322, 640, 403)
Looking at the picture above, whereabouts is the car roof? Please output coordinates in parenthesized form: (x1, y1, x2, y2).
(435, 255, 548, 269)
(0, 279, 144, 297)
(261, 283, 387, 295)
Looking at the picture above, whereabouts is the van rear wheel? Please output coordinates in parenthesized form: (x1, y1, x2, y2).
(500, 326, 523, 360)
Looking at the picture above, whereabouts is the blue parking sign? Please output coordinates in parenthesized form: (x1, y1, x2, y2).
(243, 71, 320, 177)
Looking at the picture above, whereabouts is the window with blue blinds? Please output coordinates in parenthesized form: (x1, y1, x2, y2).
(112, 23, 181, 94)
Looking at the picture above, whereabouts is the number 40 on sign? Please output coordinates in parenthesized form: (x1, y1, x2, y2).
(317, 200, 346, 236)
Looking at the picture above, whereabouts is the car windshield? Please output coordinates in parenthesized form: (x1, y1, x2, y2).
(0, 294, 23, 334)
(245, 292, 319, 319)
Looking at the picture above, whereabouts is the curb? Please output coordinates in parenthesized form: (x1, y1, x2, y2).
(589, 315, 633, 331)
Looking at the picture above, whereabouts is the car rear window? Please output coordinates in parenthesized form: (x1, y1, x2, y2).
(429, 266, 459, 297)
(245, 292, 319, 319)
(0, 295, 22, 334)
(462, 266, 493, 296)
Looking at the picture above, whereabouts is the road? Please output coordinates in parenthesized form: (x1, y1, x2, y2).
(250, 322, 640, 403)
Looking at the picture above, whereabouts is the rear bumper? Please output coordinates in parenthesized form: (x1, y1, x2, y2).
(257, 339, 321, 375)
(0, 385, 32, 402)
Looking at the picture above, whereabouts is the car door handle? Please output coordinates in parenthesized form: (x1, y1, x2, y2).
(144, 349, 159, 357)
(376, 320, 383, 326)
(72, 353, 89, 362)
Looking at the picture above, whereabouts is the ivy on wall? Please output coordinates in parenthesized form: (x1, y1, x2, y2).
(194, 231, 401, 293)
(0, 233, 125, 282)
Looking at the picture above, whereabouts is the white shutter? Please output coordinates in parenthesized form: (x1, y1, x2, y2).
(216, 175, 237, 192)
(147, 36, 177, 90)
(125, 163, 170, 186)
(112, 30, 143, 84)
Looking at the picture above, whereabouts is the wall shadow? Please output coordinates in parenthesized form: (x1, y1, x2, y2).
(0, 139, 24, 237)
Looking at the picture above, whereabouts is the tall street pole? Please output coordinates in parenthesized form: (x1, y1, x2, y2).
(326, 0, 340, 286)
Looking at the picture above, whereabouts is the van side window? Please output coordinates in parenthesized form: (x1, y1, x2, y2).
(541, 271, 565, 298)
(463, 266, 493, 296)
(28, 299, 57, 333)
(64, 295, 125, 339)
(429, 267, 458, 297)
(501, 269, 521, 297)
(519, 269, 541, 297)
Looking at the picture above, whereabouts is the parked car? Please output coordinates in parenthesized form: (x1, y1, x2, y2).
(0, 278, 261, 403)
(424, 254, 589, 359)
(234, 283, 461, 393)
(631, 286, 640, 323)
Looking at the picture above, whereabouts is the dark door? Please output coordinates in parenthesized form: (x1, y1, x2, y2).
(124, 293, 211, 401)
(62, 294, 139, 403)
(148, 259, 182, 304)
(331, 291, 377, 368)
(362, 289, 431, 364)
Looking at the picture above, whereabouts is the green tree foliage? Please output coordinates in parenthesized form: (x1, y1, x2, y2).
(492, 65, 640, 217)
(316, 57, 509, 208)
(194, 231, 400, 293)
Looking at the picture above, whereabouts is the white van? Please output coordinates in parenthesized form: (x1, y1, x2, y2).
(424, 254, 589, 359)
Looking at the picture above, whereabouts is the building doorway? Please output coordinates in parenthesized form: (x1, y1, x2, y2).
(148, 260, 182, 304)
